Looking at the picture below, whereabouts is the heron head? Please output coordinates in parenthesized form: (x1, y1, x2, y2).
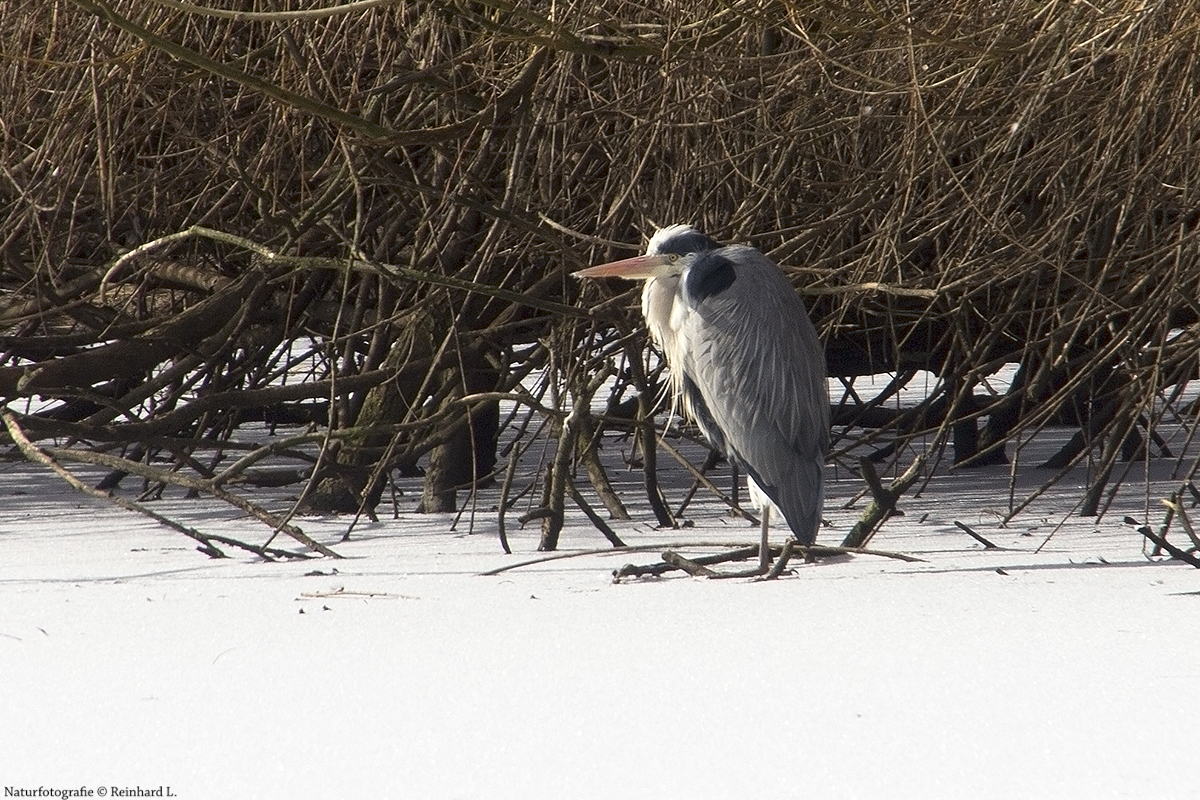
(646, 224, 719, 257)
(573, 251, 682, 281)
(574, 224, 718, 281)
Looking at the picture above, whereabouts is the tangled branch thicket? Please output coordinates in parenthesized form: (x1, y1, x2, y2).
(3, 0, 1200, 556)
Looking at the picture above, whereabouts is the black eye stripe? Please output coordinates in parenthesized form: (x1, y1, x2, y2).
(657, 230, 720, 256)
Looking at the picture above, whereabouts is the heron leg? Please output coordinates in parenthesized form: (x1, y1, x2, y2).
(758, 506, 771, 573)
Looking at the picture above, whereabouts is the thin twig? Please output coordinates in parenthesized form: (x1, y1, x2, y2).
(661, 551, 719, 577)
(762, 540, 798, 580)
(842, 454, 927, 548)
(1161, 497, 1200, 552)
(1136, 526, 1200, 569)
(37, 442, 340, 557)
(953, 520, 1000, 549)
(568, 483, 627, 548)
(1, 410, 298, 560)
(658, 435, 758, 524)
(481, 540, 923, 577)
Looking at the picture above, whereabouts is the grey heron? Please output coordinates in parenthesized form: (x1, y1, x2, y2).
(576, 224, 829, 571)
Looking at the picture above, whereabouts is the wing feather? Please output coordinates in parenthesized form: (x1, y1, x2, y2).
(673, 246, 829, 543)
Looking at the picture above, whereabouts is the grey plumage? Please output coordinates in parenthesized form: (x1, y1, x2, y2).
(577, 224, 829, 545)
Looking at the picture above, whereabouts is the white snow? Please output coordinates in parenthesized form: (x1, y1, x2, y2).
(2, 428, 1198, 800)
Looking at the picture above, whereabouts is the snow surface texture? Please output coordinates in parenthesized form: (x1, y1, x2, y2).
(3, 423, 1199, 799)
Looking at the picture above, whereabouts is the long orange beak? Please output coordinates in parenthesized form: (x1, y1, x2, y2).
(573, 253, 676, 280)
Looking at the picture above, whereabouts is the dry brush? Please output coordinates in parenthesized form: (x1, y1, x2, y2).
(2, 0, 1199, 556)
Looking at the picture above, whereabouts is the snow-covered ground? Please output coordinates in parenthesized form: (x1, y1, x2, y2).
(3, 416, 1198, 800)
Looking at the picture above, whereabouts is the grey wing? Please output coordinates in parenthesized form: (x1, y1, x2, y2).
(676, 247, 830, 544)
